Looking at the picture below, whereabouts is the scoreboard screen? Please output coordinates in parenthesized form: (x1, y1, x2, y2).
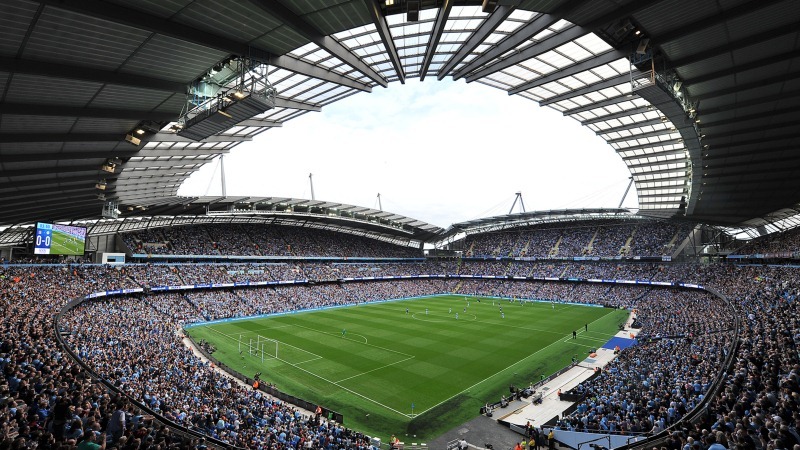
(34, 222, 87, 256)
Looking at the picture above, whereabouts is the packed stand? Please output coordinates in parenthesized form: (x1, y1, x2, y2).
(0, 265, 211, 450)
(730, 226, 800, 257)
(122, 224, 421, 258)
(626, 221, 692, 257)
(4, 258, 800, 449)
(464, 219, 689, 259)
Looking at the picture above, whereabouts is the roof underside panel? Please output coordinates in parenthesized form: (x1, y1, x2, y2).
(0, 0, 798, 237)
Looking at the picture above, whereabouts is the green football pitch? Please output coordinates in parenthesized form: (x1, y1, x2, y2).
(186, 294, 629, 441)
(50, 229, 85, 255)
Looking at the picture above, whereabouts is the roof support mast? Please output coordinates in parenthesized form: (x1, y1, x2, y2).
(509, 192, 526, 214)
(220, 156, 227, 198)
(618, 177, 634, 210)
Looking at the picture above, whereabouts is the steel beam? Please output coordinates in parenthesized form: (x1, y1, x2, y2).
(637, 193, 685, 199)
(271, 54, 372, 92)
(1, 165, 102, 178)
(509, 50, 627, 94)
(702, 153, 800, 171)
(113, 177, 188, 188)
(0, 133, 123, 143)
(364, 0, 405, 84)
(704, 132, 798, 149)
(115, 189, 177, 200)
(702, 121, 798, 141)
(137, 148, 232, 157)
(698, 89, 800, 116)
(144, 133, 251, 143)
(693, 70, 800, 101)
(0, 174, 117, 192)
(702, 145, 796, 161)
(669, 22, 799, 68)
(0, 198, 102, 215)
(580, 105, 652, 126)
(437, 5, 515, 80)
(0, 56, 185, 92)
(0, 184, 95, 200)
(701, 163, 800, 179)
(563, 94, 636, 116)
(464, 25, 589, 82)
(596, 118, 664, 135)
(39, 0, 248, 56)
(633, 175, 687, 183)
(0, 150, 137, 163)
(273, 97, 322, 111)
(606, 128, 676, 145)
(637, 200, 681, 206)
(655, 0, 786, 45)
(235, 119, 282, 128)
(250, 0, 387, 87)
(626, 159, 688, 170)
(419, 0, 455, 81)
(699, 106, 799, 129)
(684, 49, 800, 87)
(121, 160, 205, 170)
(454, 13, 561, 79)
(38, 0, 372, 92)
(540, 72, 633, 106)
(0, 103, 176, 121)
(614, 138, 684, 152)
(0, 193, 100, 210)
(621, 148, 686, 161)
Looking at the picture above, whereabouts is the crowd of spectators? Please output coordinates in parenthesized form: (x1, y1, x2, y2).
(730, 227, 800, 256)
(464, 219, 690, 258)
(121, 225, 420, 258)
(3, 257, 800, 449)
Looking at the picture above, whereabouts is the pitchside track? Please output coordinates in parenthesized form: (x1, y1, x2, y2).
(187, 294, 628, 440)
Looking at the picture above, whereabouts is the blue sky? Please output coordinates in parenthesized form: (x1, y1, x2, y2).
(179, 79, 635, 228)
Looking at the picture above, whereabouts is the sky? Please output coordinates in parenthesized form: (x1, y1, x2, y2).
(178, 79, 636, 229)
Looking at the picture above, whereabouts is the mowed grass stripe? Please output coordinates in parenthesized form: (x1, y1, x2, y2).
(188, 294, 628, 440)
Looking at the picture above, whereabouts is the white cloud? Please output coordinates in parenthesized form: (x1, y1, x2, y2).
(179, 79, 636, 228)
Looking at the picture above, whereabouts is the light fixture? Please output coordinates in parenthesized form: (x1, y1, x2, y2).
(481, 0, 499, 13)
(124, 134, 141, 146)
(233, 90, 245, 99)
(135, 128, 145, 135)
(385, 0, 394, 5)
(95, 180, 107, 191)
(217, 109, 233, 119)
(634, 30, 641, 35)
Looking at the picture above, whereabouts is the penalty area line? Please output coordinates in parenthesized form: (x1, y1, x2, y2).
(334, 355, 415, 384)
(203, 325, 412, 418)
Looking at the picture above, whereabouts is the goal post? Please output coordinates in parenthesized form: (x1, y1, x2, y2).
(235, 334, 281, 362)
(256, 335, 279, 361)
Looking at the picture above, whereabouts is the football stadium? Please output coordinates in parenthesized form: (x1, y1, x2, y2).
(1, 1, 799, 450)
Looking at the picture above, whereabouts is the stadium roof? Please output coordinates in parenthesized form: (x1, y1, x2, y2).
(1, 0, 799, 234)
(445, 207, 632, 234)
(0, 195, 443, 246)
